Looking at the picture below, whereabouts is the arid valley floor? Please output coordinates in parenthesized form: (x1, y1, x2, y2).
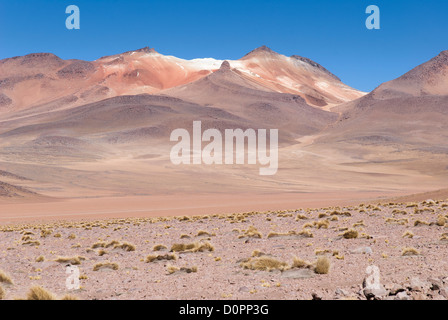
(1, 46, 448, 300)
(1, 193, 448, 300)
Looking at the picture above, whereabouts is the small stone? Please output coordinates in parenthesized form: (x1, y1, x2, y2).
(440, 287, 448, 299)
(335, 288, 349, 296)
(409, 277, 431, 292)
(363, 287, 388, 300)
(428, 277, 443, 291)
(350, 246, 373, 254)
(388, 284, 406, 295)
(281, 269, 315, 279)
(311, 292, 322, 300)
(238, 286, 250, 293)
(395, 291, 412, 300)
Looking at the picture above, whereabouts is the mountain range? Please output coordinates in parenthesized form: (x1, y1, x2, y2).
(0, 46, 447, 201)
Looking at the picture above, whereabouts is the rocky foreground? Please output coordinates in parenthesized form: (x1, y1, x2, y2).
(1, 199, 448, 300)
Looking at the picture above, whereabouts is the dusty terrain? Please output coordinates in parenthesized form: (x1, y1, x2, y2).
(0, 47, 447, 300)
(1, 198, 448, 300)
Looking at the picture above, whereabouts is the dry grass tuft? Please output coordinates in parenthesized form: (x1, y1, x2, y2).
(61, 294, 79, 300)
(0, 270, 13, 285)
(436, 215, 446, 227)
(166, 265, 198, 275)
(314, 256, 331, 274)
(291, 257, 312, 269)
(93, 262, 119, 271)
(145, 253, 177, 263)
(414, 220, 430, 227)
(113, 242, 136, 252)
(153, 244, 167, 251)
(0, 286, 5, 300)
(440, 233, 448, 241)
(238, 226, 262, 239)
(170, 242, 214, 253)
(241, 256, 289, 272)
(402, 231, 414, 238)
(26, 286, 56, 300)
(341, 229, 358, 239)
(55, 256, 85, 265)
(402, 247, 420, 256)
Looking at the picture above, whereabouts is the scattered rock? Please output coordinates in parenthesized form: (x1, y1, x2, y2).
(335, 288, 349, 296)
(311, 292, 322, 300)
(238, 286, 250, 293)
(364, 287, 388, 300)
(281, 269, 315, 279)
(440, 287, 448, 299)
(394, 291, 412, 300)
(428, 277, 443, 291)
(350, 246, 373, 254)
(409, 277, 431, 292)
(388, 284, 406, 296)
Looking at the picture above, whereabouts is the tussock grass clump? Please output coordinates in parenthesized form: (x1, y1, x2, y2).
(295, 214, 308, 220)
(414, 220, 430, 227)
(153, 244, 167, 251)
(55, 256, 86, 265)
(35, 255, 45, 262)
(93, 262, 119, 271)
(40, 229, 52, 238)
(314, 256, 331, 274)
(440, 233, 448, 241)
(170, 242, 215, 253)
(241, 256, 289, 272)
(21, 235, 32, 241)
(145, 253, 177, 263)
(314, 220, 330, 229)
(166, 265, 198, 274)
(180, 234, 191, 239)
(238, 226, 262, 239)
(92, 241, 106, 249)
(315, 249, 332, 256)
(26, 286, 56, 300)
(251, 250, 265, 257)
(61, 294, 79, 300)
(105, 240, 120, 248)
(341, 229, 358, 239)
(291, 257, 312, 269)
(402, 231, 414, 238)
(167, 265, 180, 274)
(330, 211, 351, 217)
(436, 215, 446, 227)
(113, 242, 136, 252)
(22, 240, 40, 246)
(385, 218, 408, 225)
(196, 230, 215, 237)
(0, 270, 13, 285)
(402, 247, 420, 256)
(298, 229, 314, 238)
(352, 220, 366, 228)
(0, 286, 5, 300)
(98, 249, 107, 256)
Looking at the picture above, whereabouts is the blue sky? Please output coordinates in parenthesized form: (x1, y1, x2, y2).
(0, 0, 447, 92)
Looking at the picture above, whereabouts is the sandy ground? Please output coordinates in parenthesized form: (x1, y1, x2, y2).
(1, 197, 448, 300)
(0, 191, 411, 224)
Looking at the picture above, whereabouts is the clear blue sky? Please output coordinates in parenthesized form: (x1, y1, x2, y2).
(0, 0, 447, 92)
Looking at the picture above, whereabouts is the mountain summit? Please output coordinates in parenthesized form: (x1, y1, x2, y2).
(0, 45, 364, 114)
